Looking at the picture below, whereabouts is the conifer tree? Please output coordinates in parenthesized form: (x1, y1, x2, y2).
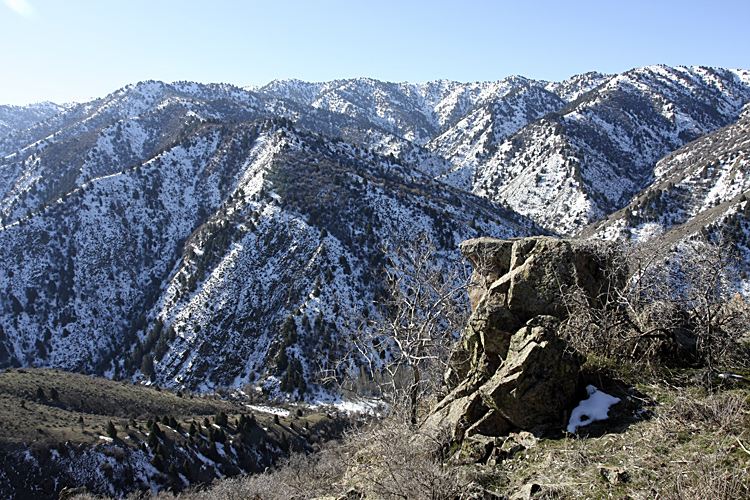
(279, 432, 289, 452)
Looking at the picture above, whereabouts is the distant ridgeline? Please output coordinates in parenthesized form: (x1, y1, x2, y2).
(0, 65, 749, 394)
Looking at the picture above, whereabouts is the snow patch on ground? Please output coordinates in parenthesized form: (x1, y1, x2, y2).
(245, 404, 291, 417)
(567, 385, 621, 433)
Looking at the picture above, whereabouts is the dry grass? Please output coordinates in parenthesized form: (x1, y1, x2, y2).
(1, 368, 361, 500)
(69, 378, 750, 500)
(0, 367, 251, 450)
(477, 380, 750, 500)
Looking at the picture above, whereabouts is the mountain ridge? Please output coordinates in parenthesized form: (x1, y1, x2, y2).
(1, 64, 749, 393)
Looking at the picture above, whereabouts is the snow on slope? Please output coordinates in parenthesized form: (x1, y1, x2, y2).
(0, 101, 68, 140)
(2, 65, 750, 392)
(470, 66, 750, 235)
(0, 115, 542, 391)
(584, 110, 750, 243)
(0, 125, 233, 372)
(144, 125, 541, 391)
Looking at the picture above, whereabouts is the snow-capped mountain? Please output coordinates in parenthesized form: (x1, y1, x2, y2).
(2, 65, 749, 392)
(471, 66, 750, 234)
(0, 101, 68, 140)
(583, 103, 750, 255)
(0, 108, 540, 390)
(256, 67, 750, 236)
(256, 74, 603, 150)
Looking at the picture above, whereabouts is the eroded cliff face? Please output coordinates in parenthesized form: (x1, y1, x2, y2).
(424, 236, 620, 442)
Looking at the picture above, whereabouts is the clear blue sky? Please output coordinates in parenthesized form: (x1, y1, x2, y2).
(1, 0, 749, 105)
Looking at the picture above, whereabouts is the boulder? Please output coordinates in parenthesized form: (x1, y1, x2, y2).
(425, 236, 618, 445)
(478, 315, 579, 430)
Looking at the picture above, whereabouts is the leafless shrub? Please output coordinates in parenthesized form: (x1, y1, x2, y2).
(560, 236, 749, 370)
(342, 418, 468, 500)
(661, 390, 748, 432)
(232, 445, 348, 500)
(331, 232, 470, 424)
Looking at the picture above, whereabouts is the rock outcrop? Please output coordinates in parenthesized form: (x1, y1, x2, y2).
(423, 236, 619, 442)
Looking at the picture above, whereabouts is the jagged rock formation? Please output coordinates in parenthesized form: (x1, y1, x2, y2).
(423, 236, 619, 442)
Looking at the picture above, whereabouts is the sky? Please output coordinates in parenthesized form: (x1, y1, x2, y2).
(1, 0, 749, 105)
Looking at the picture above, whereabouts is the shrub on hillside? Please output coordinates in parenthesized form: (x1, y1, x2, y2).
(560, 237, 749, 370)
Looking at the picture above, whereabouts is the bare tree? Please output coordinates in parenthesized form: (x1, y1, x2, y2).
(665, 238, 748, 369)
(335, 232, 470, 424)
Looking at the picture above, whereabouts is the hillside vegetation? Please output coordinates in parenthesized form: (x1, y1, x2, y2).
(0, 368, 353, 499)
(1, 67, 750, 499)
(70, 364, 750, 500)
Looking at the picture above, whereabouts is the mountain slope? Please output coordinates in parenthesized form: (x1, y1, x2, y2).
(471, 66, 750, 234)
(582, 106, 750, 271)
(0, 101, 68, 140)
(0, 114, 542, 391)
(2, 66, 750, 392)
(257, 74, 609, 151)
(258, 68, 750, 236)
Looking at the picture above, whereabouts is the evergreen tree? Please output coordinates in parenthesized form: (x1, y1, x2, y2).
(141, 354, 156, 382)
(214, 410, 228, 427)
(182, 459, 192, 481)
(279, 432, 289, 452)
(151, 421, 162, 436)
(106, 421, 117, 439)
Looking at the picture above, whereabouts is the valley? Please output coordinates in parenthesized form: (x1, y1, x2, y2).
(1, 64, 750, 498)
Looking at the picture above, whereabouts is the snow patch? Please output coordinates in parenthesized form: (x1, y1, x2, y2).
(567, 385, 621, 433)
(245, 404, 290, 417)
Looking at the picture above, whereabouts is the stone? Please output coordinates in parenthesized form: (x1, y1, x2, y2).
(449, 435, 495, 465)
(425, 236, 618, 445)
(487, 431, 538, 465)
(509, 483, 543, 500)
(599, 466, 629, 484)
(465, 409, 512, 438)
(461, 483, 506, 500)
(423, 387, 491, 443)
(337, 488, 364, 500)
(479, 316, 580, 430)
